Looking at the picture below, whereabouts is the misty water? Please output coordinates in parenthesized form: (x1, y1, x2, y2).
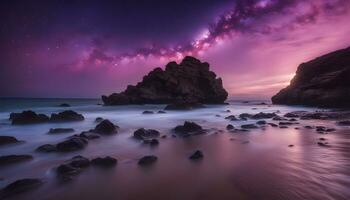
(0, 98, 349, 200)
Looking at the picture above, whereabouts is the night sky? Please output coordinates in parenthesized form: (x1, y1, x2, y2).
(1, 0, 350, 99)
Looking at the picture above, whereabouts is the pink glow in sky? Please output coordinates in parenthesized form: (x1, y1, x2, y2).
(1, 0, 350, 99)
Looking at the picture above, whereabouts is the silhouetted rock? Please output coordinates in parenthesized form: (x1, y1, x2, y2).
(92, 156, 117, 167)
(50, 110, 84, 122)
(95, 117, 103, 123)
(158, 110, 166, 114)
(272, 47, 350, 108)
(36, 144, 57, 152)
(133, 128, 160, 140)
(138, 155, 158, 166)
(0, 178, 43, 198)
(268, 123, 278, 127)
(174, 121, 203, 136)
(142, 110, 154, 114)
(102, 56, 228, 105)
(94, 120, 118, 134)
(251, 112, 277, 119)
(189, 150, 203, 160)
(10, 111, 49, 125)
(0, 155, 33, 166)
(48, 128, 74, 134)
(0, 136, 20, 145)
(69, 156, 90, 168)
(226, 124, 234, 130)
(59, 103, 70, 107)
(80, 131, 101, 140)
(56, 137, 88, 152)
(225, 115, 238, 121)
(256, 120, 266, 125)
(337, 120, 350, 126)
(284, 113, 299, 118)
(272, 116, 287, 121)
(56, 155, 90, 181)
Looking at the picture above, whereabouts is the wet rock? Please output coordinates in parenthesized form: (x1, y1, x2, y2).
(337, 120, 350, 126)
(161, 135, 167, 139)
(10, 110, 49, 125)
(91, 156, 117, 167)
(239, 113, 253, 119)
(142, 110, 154, 114)
(279, 122, 295, 126)
(80, 131, 101, 140)
(289, 118, 298, 122)
(226, 110, 231, 112)
(0, 155, 33, 166)
(138, 155, 158, 166)
(251, 112, 277, 119)
(102, 56, 228, 105)
(268, 123, 278, 127)
(56, 156, 90, 181)
(158, 110, 166, 114)
(0, 136, 20, 145)
(164, 101, 205, 110)
(50, 110, 84, 122)
(225, 115, 238, 121)
(94, 120, 117, 134)
(95, 117, 103, 123)
(48, 128, 74, 134)
(304, 125, 313, 129)
(226, 124, 234, 130)
(326, 128, 336, 132)
(241, 124, 258, 129)
(134, 128, 160, 140)
(272, 47, 350, 108)
(288, 145, 294, 147)
(59, 103, 70, 107)
(284, 113, 299, 118)
(56, 137, 88, 152)
(317, 142, 330, 147)
(316, 126, 326, 132)
(189, 150, 203, 160)
(279, 126, 288, 128)
(256, 120, 266, 125)
(272, 116, 287, 121)
(69, 156, 90, 168)
(174, 121, 204, 136)
(36, 144, 57, 152)
(0, 178, 43, 198)
(149, 139, 159, 146)
(319, 138, 326, 141)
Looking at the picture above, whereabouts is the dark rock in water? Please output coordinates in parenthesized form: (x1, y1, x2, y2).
(268, 123, 278, 127)
(48, 128, 74, 134)
(241, 124, 258, 129)
(251, 112, 277, 119)
(149, 139, 159, 146)
(80, 132, 101, 140)
(272, 116, 287, 121)
(279, 126, 289, 129)
(174, 121, 203, 135)
(226, 124, 234, 130)
(0, 155, 33, 166)
(69, 156, 90, 168)
(50, 110, 84, 122)
(56, 137, 88, 152)
(94, 120, 117, 134)
(95, 117, 103, 123)
(272, 47, 350, 108)
(59, 103, 70, 107)
(256, 120, 266, 125)
(36, 144, 57, 152)
(319, 138, 326, 141)
(142, 110, 154, 114)
(225, 115, 238, 121)
(189, 150, 203, 160)
(288, 145, 294, 147)
(226, 110, 231, 112)
(337, 120, 350, 126)
(10, 110, 49, 125)
(239, 113, 253, 119)
(158, 110, 166, 114)
(289, 118, 298, 122)
(134, 128, 160, 140)
(56, 156, 90, 181)
(91, 156, 117, 167)
(317, 142, 330, 147)
(102, 56, 228, 105)
(304, 125, 314, 129)
(279, 122, 294, 126)
(138, 155, 158, 166)
(284, 113, 299, 118)
(0, 136, 20, 145)
(164, 101, 205, 110)
(0, 178, 43, 198)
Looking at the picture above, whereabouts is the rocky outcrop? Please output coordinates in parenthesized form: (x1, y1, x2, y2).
(10, 111, 49, 125)
(0, 178, 43, 198)
(50, 110, 84, 122)
(102, 56, 228, 105)
(0, 136, 20, 145)
(272, 47, 350, 107)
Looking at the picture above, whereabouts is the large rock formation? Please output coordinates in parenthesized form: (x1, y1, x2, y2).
(272, 47, 350, 108)
(102, 56, 228, 105)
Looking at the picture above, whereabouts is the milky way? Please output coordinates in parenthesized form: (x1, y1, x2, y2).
(1, 0, 350, 98)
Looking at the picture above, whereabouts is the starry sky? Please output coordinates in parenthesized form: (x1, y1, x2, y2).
(1, 0, 350, 99)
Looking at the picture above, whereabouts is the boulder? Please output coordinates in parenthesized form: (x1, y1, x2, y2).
(36, 144, 57, 152)
(251, 112, 277, 119)
(225, 115, 238, 121)
(95, 117, 104, 123)
(337, 120, 350, 126)
(142, 110, 154, 114)
(189, 150, 203, 160)
(0, 155, 33, 166)
(48, 128, 74, 134)
(56, 137, 88, 152)
(91, 156, 117, 167)
(102, 56, 228, 105)
(272, 47, 350, 108)
(0, 136, 20, 145)
(226, 124, 235, 130)
(94, 120, 118, 134)
(10, 111, 49, 125)
(256, 120, 267, 125)
(0, 178, 43, 198)
(138, 155, 158, 166)
(50, 110, 84, 122)
(133, 128, 160, 140)
(80, 131, 101, 140)
(174, 121, 203, 136)
(56, 155, 90, 181)
(241, 124, 258, 129)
